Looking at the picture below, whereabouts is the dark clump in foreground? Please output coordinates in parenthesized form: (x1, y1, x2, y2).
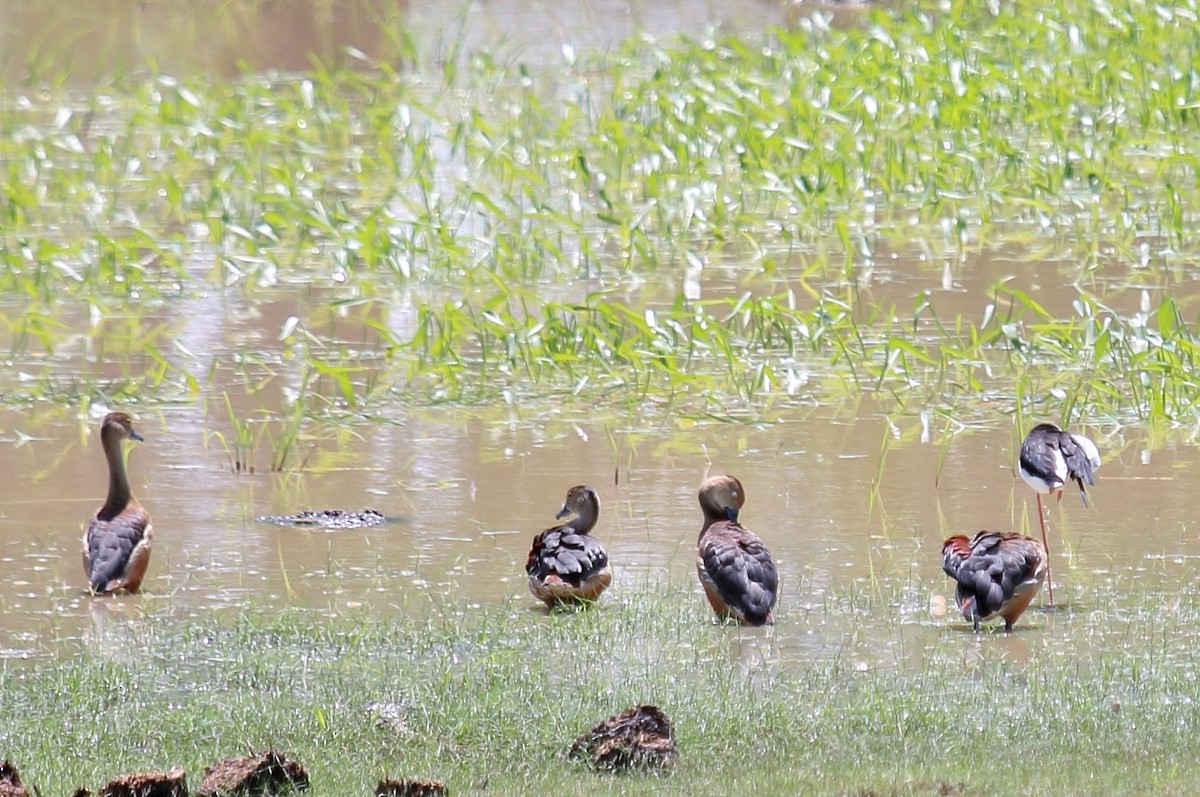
(374, 779, 448, 797)
(0, 761, 29, 797)
(569, 704, 677, 772)
(100, 768, 187, 797)
(197, 751, 308, 797)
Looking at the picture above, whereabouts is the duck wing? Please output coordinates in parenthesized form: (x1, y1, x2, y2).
(699, 522, 778, 625)
(944, 532, 1042, 619)
(526, 525, 609, 587)
(86, 506, 151, 593)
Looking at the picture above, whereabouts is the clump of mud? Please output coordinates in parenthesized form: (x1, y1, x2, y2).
(374, 779, 447, 797)
(100, 768, 187, 797)
(255, 509, 387, 529)
(196, 751, 308, 797)
(568, 704, 677, 772)
(0, 760, 29, 797)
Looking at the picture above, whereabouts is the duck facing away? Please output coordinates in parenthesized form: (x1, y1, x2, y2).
(1018, 422, 1101, 606)
(942, 531, 1046, 632)
(526, 485, 612, 607)
(696, 475, 778, 626)
(82, 412, 153, 595)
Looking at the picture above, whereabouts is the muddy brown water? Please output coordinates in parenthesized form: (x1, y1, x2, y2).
(0, 0, 834, 84)
(2, 0, 1200, 671)
(0, 267, 1195, 668)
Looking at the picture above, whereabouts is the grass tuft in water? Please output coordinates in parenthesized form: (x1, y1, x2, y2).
(6, 0, 1200, 430)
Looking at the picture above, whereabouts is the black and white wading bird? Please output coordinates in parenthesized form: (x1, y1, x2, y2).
(1017, 422, 1101, 607)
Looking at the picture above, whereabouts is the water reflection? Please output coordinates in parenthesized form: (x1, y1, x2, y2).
(86, 596, 148, 667)
(0, 0, 830, 85)
(0, 0, 403, 82)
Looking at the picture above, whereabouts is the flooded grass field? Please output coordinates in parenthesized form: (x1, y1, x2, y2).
(5, 0, 1200, 794)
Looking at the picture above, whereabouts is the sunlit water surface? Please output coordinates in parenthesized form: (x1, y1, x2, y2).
(1, 374, 1195, 672)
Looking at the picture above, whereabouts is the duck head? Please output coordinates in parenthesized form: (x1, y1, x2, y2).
(698, 474, 745, 524)
(101, 411, 143, 444)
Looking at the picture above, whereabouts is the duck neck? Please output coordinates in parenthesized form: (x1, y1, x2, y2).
(570, 498, 599, 535)
(698, 510, 723, 541)
(102, 431, 132, 513)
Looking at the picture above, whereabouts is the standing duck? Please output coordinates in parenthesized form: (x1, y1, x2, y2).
(942, 531, 1046, 632)
(526, 485, 612, 607)
(1018, 422, 1101, 606)
(696, 475, 777, 626)
(82, 412, 153, 594)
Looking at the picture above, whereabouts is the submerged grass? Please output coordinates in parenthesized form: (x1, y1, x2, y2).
(2, 0, 1200, 430)
(5, 582, 1200, 796)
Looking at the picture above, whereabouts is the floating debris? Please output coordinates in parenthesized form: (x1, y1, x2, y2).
(365, 700, 413, 735)
(569, 704, 677, 772)
(374, 779, 447, 797)
(0, 761, 29, 797)
(255, 509, 387, 530)
(197, 751, 308, 797)
(100, 768, 187, 797)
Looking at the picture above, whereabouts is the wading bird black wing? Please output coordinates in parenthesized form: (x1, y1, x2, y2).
(1019, 426, 1066, 490)
(1059, 433, 1098, 504)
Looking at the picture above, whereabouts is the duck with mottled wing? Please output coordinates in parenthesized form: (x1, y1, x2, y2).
(696, 475, 778, 626)
(526, 485, 612, 607)
(942, 531, 1046, 632)
(82, 412, 153, 595)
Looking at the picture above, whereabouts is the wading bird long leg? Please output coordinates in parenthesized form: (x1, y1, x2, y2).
(1035, 492, 1054, 608)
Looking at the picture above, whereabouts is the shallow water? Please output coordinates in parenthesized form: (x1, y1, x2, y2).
(3, 0, 1200, 674)
(1, 349, 1196, 667)
(0, 0, 832, 84)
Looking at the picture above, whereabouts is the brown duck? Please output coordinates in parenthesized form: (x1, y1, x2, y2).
(941, 531, 1046, 632)
(526, 485, 612, 607)
(696, 475, 778, 626)
(82, 412, 153, 594)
